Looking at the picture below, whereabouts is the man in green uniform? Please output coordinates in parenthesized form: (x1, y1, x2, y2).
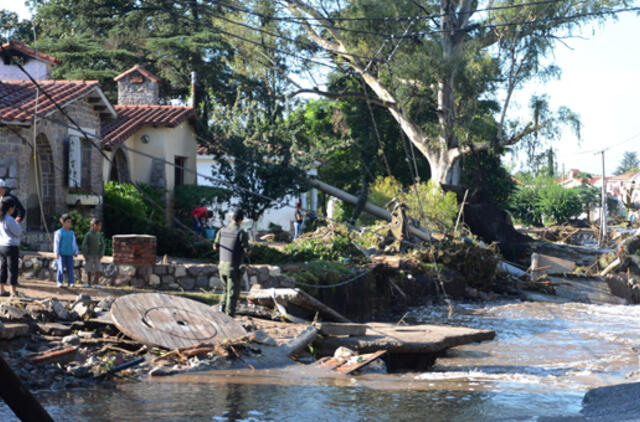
(213, 209, 250, 317)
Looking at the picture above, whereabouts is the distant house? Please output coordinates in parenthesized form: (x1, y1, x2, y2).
(196, 145, 319, 231)
(0, 40, 116, 250)
(101, 65, 198, 220)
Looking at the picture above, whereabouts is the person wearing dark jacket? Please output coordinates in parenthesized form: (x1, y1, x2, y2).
(0, 179, 25, 223)
(213, 209, 250, 317)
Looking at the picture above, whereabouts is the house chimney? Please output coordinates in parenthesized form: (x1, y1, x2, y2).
(191, 71, 197, 108)
(0, 39, 60, 80)
(114, 65, 160, 105)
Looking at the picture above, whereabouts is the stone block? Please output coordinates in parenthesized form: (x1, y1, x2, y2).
(268, 266, 282, 277)
(131, 278, 146, 289)
(119, 265, 136, 278)
(22, 270, 35, 279)
(179, 277, 196, 290)
(149, 274, 161, 287)
(196, 277, 209, 288)
(103, 263, 117, 278)
(174, 266, 187, 278)
(168, 283, 179, 290)
(0, 323, 29, 340)
(209, 276, 222, 289)
(154, 264, 169, 275)
(112, 277, 130, 287)
(257, 267, 270, 284)
(23, 257, 33, 269)
(250, 275, 258, 285)
(49, 260, 58, 271)
(161, 275, 174, 285)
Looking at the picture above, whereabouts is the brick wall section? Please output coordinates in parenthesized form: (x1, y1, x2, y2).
(112, 234, 157, 266)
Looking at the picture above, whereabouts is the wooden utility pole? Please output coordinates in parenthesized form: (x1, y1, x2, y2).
(0, 355, 54, 422)
(598, 150, 608, 246)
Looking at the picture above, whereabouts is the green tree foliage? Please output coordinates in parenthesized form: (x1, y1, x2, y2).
(460, 151, 516, 210)
(363, 176, 459, 231)
(615, 151, 639, 175)
(510, 181, 586, 226)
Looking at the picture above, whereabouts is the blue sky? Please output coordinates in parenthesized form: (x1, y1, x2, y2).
(4, 2, 639, 176)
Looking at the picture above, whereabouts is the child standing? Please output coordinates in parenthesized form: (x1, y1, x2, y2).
(81, 218, 105, 288)
(54, 214, 79, 288)
(0, 197, 22, 297)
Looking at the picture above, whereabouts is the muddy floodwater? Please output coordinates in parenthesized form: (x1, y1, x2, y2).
(2, 300, 640, 421)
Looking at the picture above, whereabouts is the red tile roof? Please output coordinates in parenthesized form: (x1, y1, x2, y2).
(113, 65, 160, 83)
(0, 80, 106, 122)
(0, 39, 61, 65)
(101, 105, 195, 146)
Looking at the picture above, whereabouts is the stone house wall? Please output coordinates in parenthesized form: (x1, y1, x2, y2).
(0, 96, 104, 248)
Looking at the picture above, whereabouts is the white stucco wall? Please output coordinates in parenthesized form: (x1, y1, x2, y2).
(196, 155, 298, 231)
(0, 58, 51, 80)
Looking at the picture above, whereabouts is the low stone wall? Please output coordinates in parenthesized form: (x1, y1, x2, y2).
(18, 252, 283, 291)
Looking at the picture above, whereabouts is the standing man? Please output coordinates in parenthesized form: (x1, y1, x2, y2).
(191, 207, 213, 236)
(0, 179, 25, 223)
(213, 209, 250, 317)
(293, 202, 304, 241)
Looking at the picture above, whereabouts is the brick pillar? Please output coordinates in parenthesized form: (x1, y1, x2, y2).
(112, 234, 157, 287)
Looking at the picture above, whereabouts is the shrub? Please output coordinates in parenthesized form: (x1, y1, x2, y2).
(358, 176, 459, 231)
(510, 187, 543, 226)
(284, 233, 363, 262)
(538, 183, 582, 224)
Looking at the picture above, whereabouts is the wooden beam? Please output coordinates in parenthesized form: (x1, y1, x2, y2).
(0, 355, 54, 422)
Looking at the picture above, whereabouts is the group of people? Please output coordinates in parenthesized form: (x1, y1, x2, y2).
(0, 179, 106, 297)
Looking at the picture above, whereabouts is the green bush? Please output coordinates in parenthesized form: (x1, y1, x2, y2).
(510, 187, 543, 226)
(249, 244, 288, 264)
(284, 233, 363, 262)
(358, 176, 459, 231)
(538, 183, 582, 224)
(54, 210, 92, 246)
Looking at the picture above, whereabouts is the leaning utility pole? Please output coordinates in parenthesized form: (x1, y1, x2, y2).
(598, 149, 608, 246)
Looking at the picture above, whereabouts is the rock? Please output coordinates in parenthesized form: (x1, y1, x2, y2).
(154, 265, 169, 276)
(209, 276, 222, 289)
(112, 277, 130, 287)
(186, 264, 204, 277)
(174, 266, 187, 278)
(48, 298, 69, 320)
(196, 277, 208, 288)
(582, 382, 640, 420)
(103, 263, 117, 278)
(333, 346, 356, 360)
(149, 274, 161, 287)
(71, 302, 92, 320)
(161, 275, 175, 285)
(149, 366, 175, 377)
(62, 335, 81, 345)
(49, 260, 58, 271)
(130, 278, 146, 288)
(0, 323, 29, 339)
(268, 266, 282, 277)
(23, 258, 33, 268)
(179, 277, 196, 290)
(35, 322, 72, 336)
(71, 293, 92, 308)
(95, 296, 116, 312)
(168, 283, 179, 290)
(77, 330, 95, 339)
(465, 287, 478, 298)
(0, 303, 30, 321)
(119, 265, 136, 278)
(67, 365, 90, 378)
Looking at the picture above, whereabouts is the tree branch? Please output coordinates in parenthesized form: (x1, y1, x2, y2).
(288, 88, 395, 108)
(449, 122, 544, 161)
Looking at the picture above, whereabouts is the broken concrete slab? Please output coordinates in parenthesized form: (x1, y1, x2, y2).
(313, 322, 368, 337)
(319, 322, 495, 356)
(531, 253, 576, 275)
(0, 303, 30, 321)
(0, 323, 29, 340)
(547, 276, 628, 305)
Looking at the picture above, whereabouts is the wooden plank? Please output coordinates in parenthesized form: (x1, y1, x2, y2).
(335, 350, 387, 374)
(111, 293, 247, 350)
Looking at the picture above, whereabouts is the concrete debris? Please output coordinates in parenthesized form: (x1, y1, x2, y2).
(0, 303, 30, 321)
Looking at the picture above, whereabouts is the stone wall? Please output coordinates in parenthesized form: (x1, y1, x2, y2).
(17, 252, 283, 291)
